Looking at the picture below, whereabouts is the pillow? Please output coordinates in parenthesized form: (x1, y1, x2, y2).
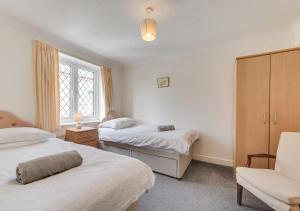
(0, 127, 56, 145)
(99, 117, 136, 129)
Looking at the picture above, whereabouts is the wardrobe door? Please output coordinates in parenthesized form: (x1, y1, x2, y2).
(236, 55, 270, 168)
(270, 50, 300, 168)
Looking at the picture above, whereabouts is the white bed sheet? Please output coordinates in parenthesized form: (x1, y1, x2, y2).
(0, 138, 154, 211)
(99, 124, 200, 154)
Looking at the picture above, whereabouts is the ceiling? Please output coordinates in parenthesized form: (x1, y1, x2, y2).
(0, 0, 300, 64)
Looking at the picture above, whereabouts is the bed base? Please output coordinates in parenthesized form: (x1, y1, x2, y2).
(100, 141, 192, 179)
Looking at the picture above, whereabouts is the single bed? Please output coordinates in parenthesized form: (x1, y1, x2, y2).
(0, 111, 154, 211)
(99, 120, 200, 179)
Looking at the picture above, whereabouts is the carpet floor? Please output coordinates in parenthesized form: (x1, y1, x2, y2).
(141, 161, 273, 211)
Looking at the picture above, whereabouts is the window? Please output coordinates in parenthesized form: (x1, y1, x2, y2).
(59, 53, 99, 123)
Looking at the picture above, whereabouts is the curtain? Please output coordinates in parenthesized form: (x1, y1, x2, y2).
(33, 40, 60, 132)
(100, 66, 113, 116)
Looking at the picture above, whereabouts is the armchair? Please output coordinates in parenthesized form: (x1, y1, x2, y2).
(236, 132, 300, 211)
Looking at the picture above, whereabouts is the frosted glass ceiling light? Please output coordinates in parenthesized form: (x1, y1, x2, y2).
(141, 7, 157, 42)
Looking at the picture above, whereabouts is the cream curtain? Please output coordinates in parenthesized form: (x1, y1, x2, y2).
(33, 40, 60, 132)
(100, 66, 113, 116)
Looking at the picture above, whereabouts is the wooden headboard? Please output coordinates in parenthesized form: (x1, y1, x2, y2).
(0, 111, 33, 129)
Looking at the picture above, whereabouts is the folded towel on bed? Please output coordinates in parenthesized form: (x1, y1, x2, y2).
(157, 125, 175, 132)
(16, 150, 82, 184)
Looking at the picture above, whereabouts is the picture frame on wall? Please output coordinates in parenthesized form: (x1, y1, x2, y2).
(157, 77, 170, 88)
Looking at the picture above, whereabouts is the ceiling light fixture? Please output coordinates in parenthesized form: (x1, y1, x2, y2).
(141, 7, 157, 42)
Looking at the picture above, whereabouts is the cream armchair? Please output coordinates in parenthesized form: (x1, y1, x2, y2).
(236, 132, 300, 211)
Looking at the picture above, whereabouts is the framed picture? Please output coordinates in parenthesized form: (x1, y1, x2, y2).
(157, 77, 170, 88)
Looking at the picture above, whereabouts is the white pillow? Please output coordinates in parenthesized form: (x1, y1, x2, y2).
(99, 117, 136, 129)
(0, 127, 56, 145)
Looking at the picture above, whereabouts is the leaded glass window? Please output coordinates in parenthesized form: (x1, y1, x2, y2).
(59, 54, 99, 123)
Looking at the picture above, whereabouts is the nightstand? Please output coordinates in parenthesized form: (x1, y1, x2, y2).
(65, 127, 99, 148)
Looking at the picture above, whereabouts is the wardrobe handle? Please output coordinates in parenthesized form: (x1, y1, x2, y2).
(263, 113, 267, 124)
(274, 112, 278, 124)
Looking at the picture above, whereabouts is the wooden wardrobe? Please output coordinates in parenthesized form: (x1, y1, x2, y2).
(236, 48, 300, 169)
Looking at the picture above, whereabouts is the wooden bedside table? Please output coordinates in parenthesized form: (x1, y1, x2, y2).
(65, 127, 99, 148)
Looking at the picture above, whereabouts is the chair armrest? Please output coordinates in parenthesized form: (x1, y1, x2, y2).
(246, 154, 276, 167)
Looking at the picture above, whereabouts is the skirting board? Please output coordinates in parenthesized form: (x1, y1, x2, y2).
(192, 154, 233, 167)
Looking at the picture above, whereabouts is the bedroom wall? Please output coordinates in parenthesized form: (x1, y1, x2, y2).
(0, 12, 123, 124)
(122, 27, 297, 166)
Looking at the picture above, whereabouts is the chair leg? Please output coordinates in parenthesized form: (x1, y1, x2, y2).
(237, 183, 243, 205)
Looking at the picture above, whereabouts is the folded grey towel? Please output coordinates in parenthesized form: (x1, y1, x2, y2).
(158, 125, 175, 132)
(16, 150, 82, 185)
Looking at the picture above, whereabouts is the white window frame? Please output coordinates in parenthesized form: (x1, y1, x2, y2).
(59, 53, 100, 123)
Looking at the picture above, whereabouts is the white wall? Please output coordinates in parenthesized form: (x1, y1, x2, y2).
(0, 12, 123, 124)
(122, 27, 297, 166)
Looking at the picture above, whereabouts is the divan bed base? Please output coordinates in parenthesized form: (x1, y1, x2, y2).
(100, 141, 192, 179)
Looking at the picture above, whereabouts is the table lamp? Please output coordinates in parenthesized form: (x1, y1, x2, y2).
(74, 113, 83, 129)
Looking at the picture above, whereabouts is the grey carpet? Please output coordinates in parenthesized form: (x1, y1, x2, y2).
(141, 161, 273, 211)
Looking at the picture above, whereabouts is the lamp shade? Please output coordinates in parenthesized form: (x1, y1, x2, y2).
(141, 18, 157, 42)
(74, 113, 83, 122)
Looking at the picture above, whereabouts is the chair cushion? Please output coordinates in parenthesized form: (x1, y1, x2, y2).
(237, 167, 300, 205)
(237, 174, 300, 211)
(275, 132, 300, 184)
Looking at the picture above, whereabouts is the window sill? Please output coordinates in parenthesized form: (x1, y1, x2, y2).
(60, 120, 101, 127)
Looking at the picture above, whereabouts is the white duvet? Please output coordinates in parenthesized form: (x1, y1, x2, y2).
(0, 138, 155, 211)
(99, 124, 200, 154)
